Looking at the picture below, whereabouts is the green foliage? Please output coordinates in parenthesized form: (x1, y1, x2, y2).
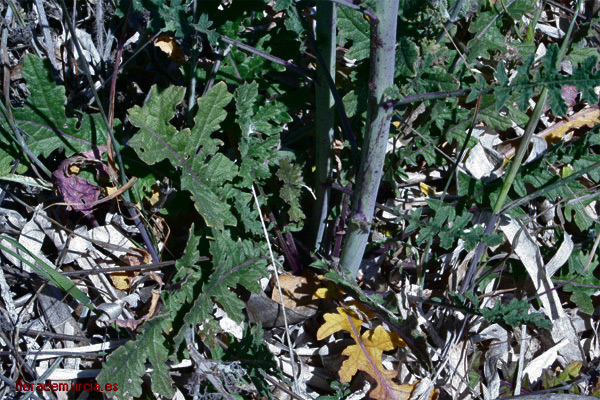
(558, 249, 600, 315)
(277, 157, 306, 223)
(316, 380, 353, 400)
(405, 199, 503, 251)
(337, 6, 370, 61)
(5, 0, 600, 397)
(454, 294, 552, 330)
(490, 48, 600, 117)
(99, 225, 268, 398)
(214, 325, 279, 395)
(127, 83, 236, 229)
(0, 55, 103, 174)
(514, 131, 600, 231)
(541, 361, 582, 392)
(480, 298, 552, 330)
(97, 316, 174, 398)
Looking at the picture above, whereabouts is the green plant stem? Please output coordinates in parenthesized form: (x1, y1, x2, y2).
(340, 0, 399, 278)
(556, 0, 582, 67)
(492, 87, 548, 214)
(525, 6, 543, 43)
(186, 0, 200, 122)
(311, 1, 337, 252)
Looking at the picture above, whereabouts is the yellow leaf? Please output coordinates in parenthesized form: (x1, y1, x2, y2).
(339, 326, 411, 400)
(68, 164, 80, 175)
(154, 34, 186, 65)
(105, 186, 118, 196)
(539, 106, 600, 144)
(109, 270, 136, 291)
(148, 185, 161, 207)
(271, 272, 320, 317)
(316, 307, 363, 340)
(313, 281, 342, 300)
(420, 182, 435, 196)
(317, 305, 425, 400)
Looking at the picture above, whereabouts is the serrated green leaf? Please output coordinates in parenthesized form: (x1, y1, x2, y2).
(128, 86, 186, 164)
(514, 55, 536, 111)
(128, 83, 236, 229)
(395, 37, 419, 77)
(504, 0, 535, 20)
(274, 0, 292, 11)
(467, 12, 506, 60)
(541, 43, 560, 79)
(235, 82, 291, 186)
(567, 44, 600, 66)
(0, 56, 102, 174)
(547, 85, 568, 116)
(573, 57, 600, 104)
(277, 157, 306, 222)
(569, 288, 594, 315)
(495, 62, 509, 85)
(479, 108, 513, 130)
(337, 6, 370, 61)
(174, 230, 268, 346)
(98, 316, 174, 399)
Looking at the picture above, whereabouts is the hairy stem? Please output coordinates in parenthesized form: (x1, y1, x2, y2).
(340, 0, 399, 278)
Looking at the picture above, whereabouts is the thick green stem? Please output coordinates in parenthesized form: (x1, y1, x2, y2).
(311, 1, 337, 252)
(340, 0, 398, 278)
(492, 87, 548, 214)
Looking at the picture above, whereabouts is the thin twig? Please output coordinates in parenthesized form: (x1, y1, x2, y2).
(193, 26, 311, 78)
(250, 184, 299, 392)
(33, 0, 58, 71)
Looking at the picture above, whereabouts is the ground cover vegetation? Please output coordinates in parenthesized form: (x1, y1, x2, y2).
(0, 0, 600, 399)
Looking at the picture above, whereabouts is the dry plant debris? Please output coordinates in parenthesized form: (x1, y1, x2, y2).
(0, 0, 600, 399)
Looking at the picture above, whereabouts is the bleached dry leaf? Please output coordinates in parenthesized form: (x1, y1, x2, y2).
(535, 23, 564, 39)
(499, 215, 563, 320)
(37, 285, 85, 370)
(500, 215, 583, 366)
(523, 135, 547, 164)
(545, 233, 573, 276)
(0, 206, 53, 273)
(463, 142, 504, 180)
(523, 340, 567, 384)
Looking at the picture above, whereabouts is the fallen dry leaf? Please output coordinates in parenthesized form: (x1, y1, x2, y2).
(317, 307, 419, 400)
(154, 34, 186, 65)
(538, 105, 600, 144)
(271, 272, 320, 317)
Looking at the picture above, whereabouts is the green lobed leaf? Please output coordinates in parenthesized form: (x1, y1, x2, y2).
(337, 6, 370, 61)
(235, 82, 291, 186)
(276, 157, 306, 223)
(174, 229, 268, 347)
(127, 83, 236, 229)
(395, 37, 419, 77)
(0, 56, 102, 174)
(98, 316, 174, 399)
